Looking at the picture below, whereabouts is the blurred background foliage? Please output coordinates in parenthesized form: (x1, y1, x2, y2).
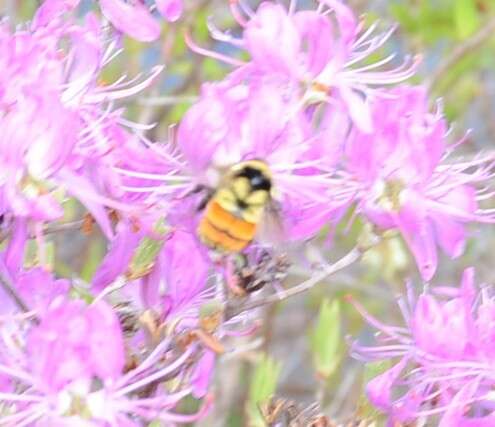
(1, 0, 495, 425)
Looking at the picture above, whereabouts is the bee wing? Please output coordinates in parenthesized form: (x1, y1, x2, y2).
(256, 200, 286, 247)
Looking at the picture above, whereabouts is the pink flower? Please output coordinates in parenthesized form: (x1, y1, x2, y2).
(344, 85, 495, 280)
(27, 298, 125, 392)
(352, 269, 495, 426)
(190, 0, 418, 132)
(0, 7, 163, 233)
(93, 224, 212, 320)
(0, 298, 211, 425)
(100, 0, 183, 42)
(94, 228, 232, 400)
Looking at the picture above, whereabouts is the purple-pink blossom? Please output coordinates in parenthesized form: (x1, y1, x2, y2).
(1, 0, 495, 425)
(0, 297, 211, 425)
(352, 269, 495, 426)
(343, 85, 495, 280)
(0, 5, 163, 235)
(189, 0, 418, 132)
(28, 298, 125, 393)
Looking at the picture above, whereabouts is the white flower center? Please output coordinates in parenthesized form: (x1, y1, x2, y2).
(55, 379, 109, 420)
(302, 80, 331, 105)
(373, 178, 406, 212)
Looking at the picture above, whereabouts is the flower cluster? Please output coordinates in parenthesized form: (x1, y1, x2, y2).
(344, 85, 494, 280)
(171, 0, 494, 280)
(0, 2, 213, 424)
(0, 0, 164, 240)
(0, 294, 211, 426)
(352, 269, 495, 426)
(0, 0, 494, 426)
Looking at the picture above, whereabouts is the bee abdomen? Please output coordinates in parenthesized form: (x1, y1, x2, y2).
(198, 201, 257, 252)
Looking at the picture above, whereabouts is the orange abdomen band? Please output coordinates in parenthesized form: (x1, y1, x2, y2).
(198, 201, 257, 252)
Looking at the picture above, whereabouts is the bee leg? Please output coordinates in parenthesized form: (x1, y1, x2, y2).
(223, 255, 248, 297)
(238, 253, 268, 294)
(196, 186, 215, 212)
(237, 254, 255, 287)
(175, 183, 214, 211)
(244, 278, 265, 294)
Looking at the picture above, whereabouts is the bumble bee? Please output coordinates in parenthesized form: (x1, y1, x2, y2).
(197, 160, 276, 253)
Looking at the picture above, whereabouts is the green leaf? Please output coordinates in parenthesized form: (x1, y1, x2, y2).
(195, 8, 212, 42)
(80, 238, 106, 282)
(246, 355, 282, 427)
(70, 281, 94, 304)
(390, 3, 418, 32)
(309, 299, 342, 380)
(126, 221, 169, 280)
(203, 57, 228, 81)
(391, 0, 458, 44)
(19, 1, 38, 20)
(454, 0, 480, 39)
(168, 102, 192, 123)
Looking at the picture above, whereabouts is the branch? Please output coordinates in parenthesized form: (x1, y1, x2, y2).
(0, 269, 31, 314)
(225, 246, 362, 320)
(43, 219, 85, 235)
(426, 17, 495, 91)
(0, 219, 89, 243)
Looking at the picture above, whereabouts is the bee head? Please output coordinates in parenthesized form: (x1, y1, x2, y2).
(233, 160, 272, 192)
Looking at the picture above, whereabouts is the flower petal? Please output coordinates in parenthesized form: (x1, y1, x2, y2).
(178, 81, 246, 176)
(191, 350, 215, 398)
(437, 185, 478, 216)
(32, 0, 80, 29)
(431, 213, 466, 258)
(244, 2, 301, 75)
(293, 10, 334, 77)
(319, 0, 358, 46)
(3, 218, 27, 274)
(17, 268, 70, 314)
(57, 171, 114, 239)
(92, 221, 143, 292)
(366, 358, 408, 411)
(87, 300, 126, 380)
(162, 230, 209, 317)
(339, 86, 373, 133)
(438, 380, 479, 427)
(156, 0, 183, 22)
(412, 294, 442, 353)
(100, 0, 161, 42)
(395, 201, 437, 281)
(63, 14, 102, 102)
